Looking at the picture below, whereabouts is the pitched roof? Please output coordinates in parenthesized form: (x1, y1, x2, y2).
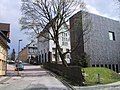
(0, 31, 10, 43)
(0, 23, 10, 32)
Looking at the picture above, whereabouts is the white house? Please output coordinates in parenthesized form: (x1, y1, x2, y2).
(37, 25, 71, 64)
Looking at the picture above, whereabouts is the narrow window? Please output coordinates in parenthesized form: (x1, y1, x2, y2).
(101, 64, 103, 67)
(105, 64, 108, 68)
(109, 31, 115, 41)
(92, 65, 95, 67)
(45, 53, 47, 62)
(109, 64, 111, 69)
(112, 64, 115, 71)
(62, 42, 64, 45)
(116, 64, 119, 73)
(52, 48, 55, 52)
(96, 64, 99, 67)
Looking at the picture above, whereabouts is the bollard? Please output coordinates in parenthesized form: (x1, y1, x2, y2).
(97, 73, 100, 84)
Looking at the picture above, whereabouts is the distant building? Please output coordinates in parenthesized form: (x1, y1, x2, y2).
(18, 41, 38, 64)
(0, 23, 10, 75)
(70, 11, 120, 72)
(37, 25, 71, 64)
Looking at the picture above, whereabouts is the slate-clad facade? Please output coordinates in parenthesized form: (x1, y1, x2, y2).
(70, 12, 120, 72)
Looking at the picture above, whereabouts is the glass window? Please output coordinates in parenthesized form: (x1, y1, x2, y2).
(92, 65, 95, 67)
(62, 37, 64, 41)
(101, 64, 103, 67)
(109, 31, 115, 41)
(109, 64, 111, 69)
(62, 42, 64, 45)
(66, 33, 67, 36)
(66, 55, 69, 58)
(96, 64, 99, 67)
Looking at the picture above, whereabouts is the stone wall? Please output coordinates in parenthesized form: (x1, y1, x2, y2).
(70, 12, 120, 72)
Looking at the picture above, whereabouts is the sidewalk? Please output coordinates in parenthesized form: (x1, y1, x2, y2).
(0, 64, 19, 84)
(0, 64, 70, 90)
(0, 76, 11, 84)
(74, 81, 120, 90)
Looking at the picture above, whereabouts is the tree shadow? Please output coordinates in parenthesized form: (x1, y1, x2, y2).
(24, 84, 48, 90)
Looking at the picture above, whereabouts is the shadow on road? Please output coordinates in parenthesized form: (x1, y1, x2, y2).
(6, 63, 51, 77)
(23, 68, 45, 71)
(25, 84, 48, 90)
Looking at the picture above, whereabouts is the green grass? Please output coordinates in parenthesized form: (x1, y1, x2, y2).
(82, 67, 120, 85)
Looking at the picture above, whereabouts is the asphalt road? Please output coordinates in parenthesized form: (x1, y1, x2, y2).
(0, 63, 69, 90)
(1, 63, 120, 90)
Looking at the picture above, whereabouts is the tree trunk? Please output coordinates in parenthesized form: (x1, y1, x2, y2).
(55, 43, 58, 63)
(59, 50, 68, 67)
(56, 41, 68, 67)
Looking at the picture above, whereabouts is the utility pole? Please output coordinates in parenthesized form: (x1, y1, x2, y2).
(17, 39, 22, 76)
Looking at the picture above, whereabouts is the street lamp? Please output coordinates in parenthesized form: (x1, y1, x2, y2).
(17, 39, 22, 76)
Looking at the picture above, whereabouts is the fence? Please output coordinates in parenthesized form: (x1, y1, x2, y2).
(43, 63, 84, 85)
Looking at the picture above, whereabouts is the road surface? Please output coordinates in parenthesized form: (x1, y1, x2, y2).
(1, 63, 120, 90)
(0, 63, 69, 90)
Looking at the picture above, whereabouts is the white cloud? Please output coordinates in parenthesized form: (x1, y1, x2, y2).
(86, 5, 101, 15)
(85, 1, 119, 21)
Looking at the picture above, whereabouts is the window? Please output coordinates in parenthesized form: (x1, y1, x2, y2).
(92, 65, 95, 67)
(62, 37, 64, 41)
(45, 53, 47, 62)
(109, 31, 115, 41)
(65, 42, 68, 46)
(96, 64, 99, 67)
(105, 64, 108, 68)
(52, 48, 56, 52)
(116, 64, 119, 73)
(65, 38, 67, 41)
(62, 42, 64, 45)
(62, 42, 68, 46)
(62, 33, 64, 36)
(109, 64, 111, 69)
(66, 55, 69, 58)
(112, 64, 115, 71)
(101, 64, 103, 67)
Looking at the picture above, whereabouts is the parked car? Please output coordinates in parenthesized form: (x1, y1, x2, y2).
(15, 62, 24, 71)
(7, 60, 15, 64)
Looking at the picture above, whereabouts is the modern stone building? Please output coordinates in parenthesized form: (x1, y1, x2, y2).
(0, 23, 10, 75)
(70, 11, 120, 72)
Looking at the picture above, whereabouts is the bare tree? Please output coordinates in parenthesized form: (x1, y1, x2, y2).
(11, 49, 16, 61)
(20, 0, 90, 67)
(114, 0, 120, 20)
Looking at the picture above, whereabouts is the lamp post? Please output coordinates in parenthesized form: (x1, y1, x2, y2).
(17, 39, 22, 76)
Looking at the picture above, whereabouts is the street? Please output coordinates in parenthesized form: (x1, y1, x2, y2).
(1, 63, 120, 90)
(0, 63, 69, 90)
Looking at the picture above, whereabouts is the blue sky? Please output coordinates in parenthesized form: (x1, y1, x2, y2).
(0, 0, 119, 53)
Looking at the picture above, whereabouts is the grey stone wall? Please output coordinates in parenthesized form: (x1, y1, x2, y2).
(70, 12, 84, 64)
(84, 13, 120, 65)
(70, 11, 120, 72)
